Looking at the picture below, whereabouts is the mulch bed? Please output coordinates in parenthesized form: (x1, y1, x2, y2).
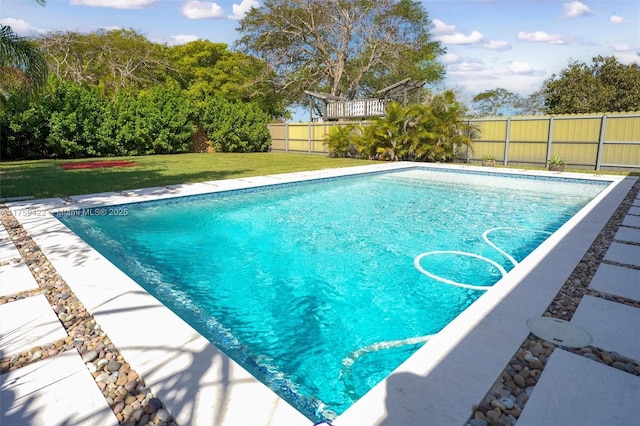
(60, 160, 138, 170)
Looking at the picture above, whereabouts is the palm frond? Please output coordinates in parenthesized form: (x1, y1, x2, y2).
(0, 24, 49, 103)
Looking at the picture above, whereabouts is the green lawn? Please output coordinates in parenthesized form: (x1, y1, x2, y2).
(0, 153, 377, 200)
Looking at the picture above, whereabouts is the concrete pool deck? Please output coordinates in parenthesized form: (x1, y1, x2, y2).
(1, 163, 639, 425)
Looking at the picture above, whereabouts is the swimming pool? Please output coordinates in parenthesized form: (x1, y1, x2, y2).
(55, 167, 608, 422)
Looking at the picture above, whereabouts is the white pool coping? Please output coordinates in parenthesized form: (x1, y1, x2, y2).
(7, 163, 635, 425)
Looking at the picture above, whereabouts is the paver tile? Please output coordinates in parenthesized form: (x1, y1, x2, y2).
(518, 349, 640, 426)
(0, 228, 21, 263)
(589, 263, 640, 302)
(571, 295, 640, 361)
(615, 226, 640, 244)
(0, 351, 117, 426)
(604, 242, 640, 267)
(0, 262, 38, 297)
(622, 214, 640, 228)
(0, 295, 67, 358)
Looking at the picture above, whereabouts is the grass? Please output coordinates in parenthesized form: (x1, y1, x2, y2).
(0, 153, 377, 200)
(2, 153, 636, 201)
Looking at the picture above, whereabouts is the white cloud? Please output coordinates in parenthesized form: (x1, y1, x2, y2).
(441, 53, 461, 65)
(563, 1, 591, 18)
(432, 19, 456, 35)
(228, 0, 260, 20)
(610, 15, 624, 24)
(497, 61, 545, 76)
(182, 1, 224, 19)
(437, 30, 484, 45)
(518, 31, 568, 45)
(483, 40, 511, 51)
(611, 44, 633, 52)
(445, 57, 486, 74)
(70, 0, 156, 9)
(169, 34, 200, 45)
(0, 18, 45, 35)
(615, 52, 640, 65)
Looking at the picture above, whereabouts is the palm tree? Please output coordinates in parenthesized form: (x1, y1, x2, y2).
(0, 1, 48, 104)
(410, 91, 475, 162)
(368, 102, 414, 161)
(323, 124, 357, 157)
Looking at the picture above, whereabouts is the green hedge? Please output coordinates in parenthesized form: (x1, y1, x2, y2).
(199, 95, 271, 153)
(0, 77, 271, 160)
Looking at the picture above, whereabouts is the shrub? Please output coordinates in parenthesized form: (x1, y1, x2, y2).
(46, 78, 107, 158)
(323, 124, 359, 158)
(99, 82, 195, 156)
(0, 97, 52, 159)
(200, 96, 271, 152)
(135, 82, 196, 154)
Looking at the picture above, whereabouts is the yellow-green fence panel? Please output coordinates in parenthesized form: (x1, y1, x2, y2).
(287, 140, 311, 151)
(269, 113, 640, 170)
(509, 119, 549, 142)
(507, 142, 547, 163)
(269, 124, 286, 140)
(552, 117, 601, 142)
(470, 141, 504, 160)
(288, 124, 312, 140)
(605, 115, 640, 142)
(473, 120, 507, 141)
(550, 142, 599, 165)
(602, 144, 640, 167)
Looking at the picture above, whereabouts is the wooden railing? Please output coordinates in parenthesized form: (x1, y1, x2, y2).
(324, 99, 387, 120)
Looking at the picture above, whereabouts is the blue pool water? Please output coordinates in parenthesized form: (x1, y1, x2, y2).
(57, 168, 608, 422)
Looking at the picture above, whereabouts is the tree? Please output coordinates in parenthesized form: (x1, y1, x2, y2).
(367, 102, 414, 160)
(543, 55, 640, 114)
(0, 23, 48, 104)
(411, 90, 473, 162)
(472, 88, 522, 116)
(347, 90, 473, 162)
(519, 90, 545, 115)
(39, 29, 174, 98)
(236, 0, 444, 104)
(168, 40, 286, 118)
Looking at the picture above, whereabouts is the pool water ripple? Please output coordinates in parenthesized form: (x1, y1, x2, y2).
(56, 168, 607, 422)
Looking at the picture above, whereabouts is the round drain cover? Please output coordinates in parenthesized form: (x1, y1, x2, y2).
(526, 317, 592, 348)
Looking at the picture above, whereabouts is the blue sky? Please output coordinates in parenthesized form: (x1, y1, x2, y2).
(2, 0, 639, 110)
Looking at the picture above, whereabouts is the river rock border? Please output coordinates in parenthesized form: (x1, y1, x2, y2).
(0, 207, 177, 426)
(468, 178, 640, 426)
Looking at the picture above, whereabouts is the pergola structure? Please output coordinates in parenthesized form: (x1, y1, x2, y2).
(304, 78, 426, 122)
(377, 78, 426, 105)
